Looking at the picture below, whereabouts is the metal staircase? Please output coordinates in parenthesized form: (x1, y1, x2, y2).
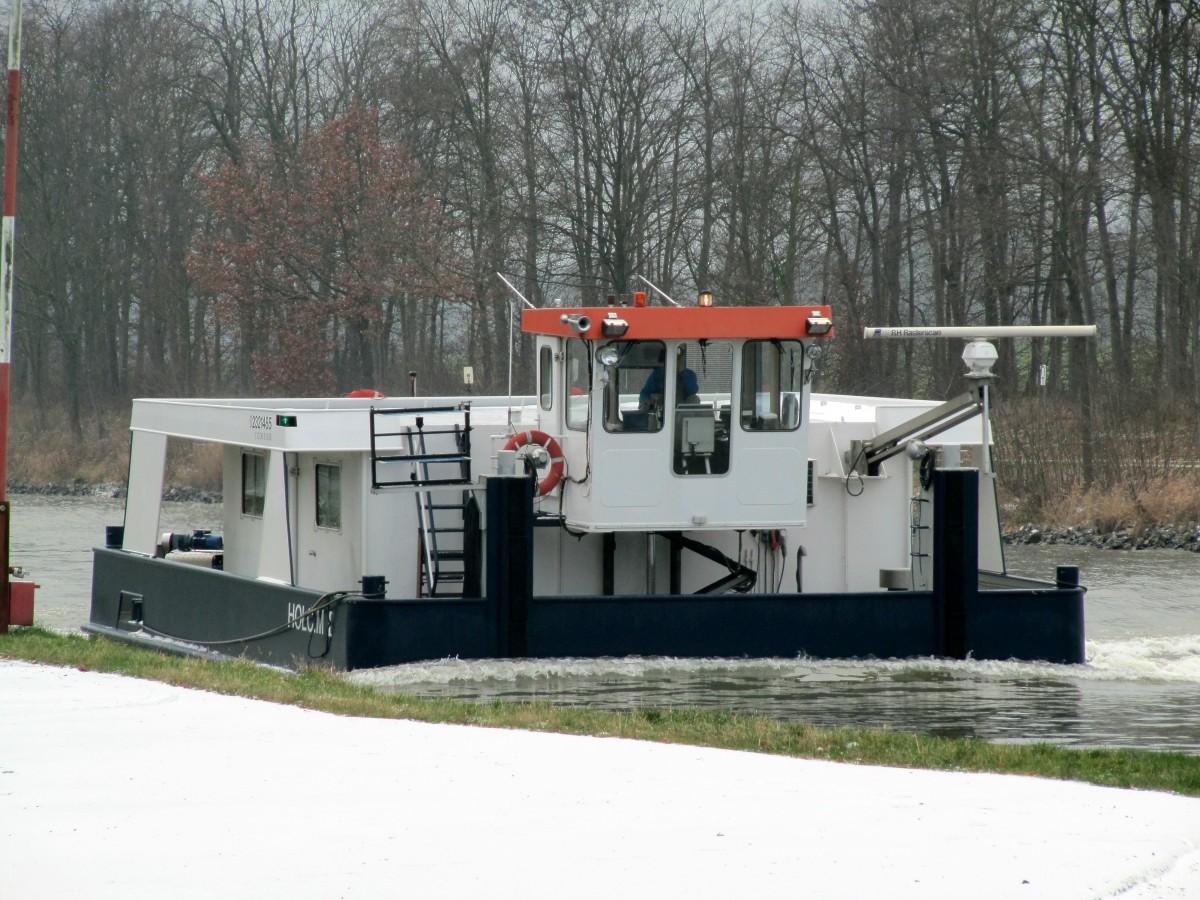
(369, 405, 475, 597)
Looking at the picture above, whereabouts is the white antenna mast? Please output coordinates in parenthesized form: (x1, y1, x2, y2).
(496, 272, 537, 311)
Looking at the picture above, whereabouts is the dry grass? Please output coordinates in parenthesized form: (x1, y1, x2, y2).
(1037, 472, 1200, 531)
(165, 438, 223, 491)
(994, 391, 1200, 526)
(7, 400, 222, 491)
(8, 403, 131, 485)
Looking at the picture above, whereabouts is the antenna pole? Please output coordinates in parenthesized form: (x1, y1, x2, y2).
(496, 272, 536, 310)
(636, 275, 681, 307)
(495, 273, 534, 430)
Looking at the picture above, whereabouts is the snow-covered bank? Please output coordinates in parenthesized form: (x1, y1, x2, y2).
(2, 661, 1198, 899)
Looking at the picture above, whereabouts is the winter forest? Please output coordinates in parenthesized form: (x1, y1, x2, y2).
(6, 0, 1200, 506)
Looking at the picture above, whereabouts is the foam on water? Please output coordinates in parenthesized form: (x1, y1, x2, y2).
(348, 637, 1200, 692)
(1086, 633, 1200, 682)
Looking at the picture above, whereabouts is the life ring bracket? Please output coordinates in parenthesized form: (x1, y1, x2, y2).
(501, 430, 566, 496)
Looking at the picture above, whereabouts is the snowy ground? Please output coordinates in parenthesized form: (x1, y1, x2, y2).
(2, 659, 1199, 899)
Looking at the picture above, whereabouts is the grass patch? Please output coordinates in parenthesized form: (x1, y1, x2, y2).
(5, 627, 1199, 796)
(1038, 473, 1200, 532)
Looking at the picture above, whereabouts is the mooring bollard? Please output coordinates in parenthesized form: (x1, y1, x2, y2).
(1055, 565, 1080, 589)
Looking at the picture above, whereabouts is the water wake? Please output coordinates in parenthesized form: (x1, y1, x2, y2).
(348, 637, 1200, 690)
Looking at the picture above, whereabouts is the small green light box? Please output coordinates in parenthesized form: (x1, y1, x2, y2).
(276, 415, 298, 427)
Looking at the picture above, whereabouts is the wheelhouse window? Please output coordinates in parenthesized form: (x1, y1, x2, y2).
(315, 463, 341, 530)
(601, 340, 665, 433)
(241, 452, 266, 518)
(740, 340, 805, 431)
(673, 340, 733, 476)
(538, 346, 553, 411)
(565, 339, 590, 431)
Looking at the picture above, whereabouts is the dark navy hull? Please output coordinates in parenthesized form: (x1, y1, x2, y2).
(87, 546, 1085, 670)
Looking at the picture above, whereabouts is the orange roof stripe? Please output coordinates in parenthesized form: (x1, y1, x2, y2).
(522, 305, 834, 341)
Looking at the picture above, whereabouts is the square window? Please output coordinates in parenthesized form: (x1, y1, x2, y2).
(602, 340, 666, 433)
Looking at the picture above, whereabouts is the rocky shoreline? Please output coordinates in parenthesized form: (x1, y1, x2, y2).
(1003, 522, 1200, 552)
(7, 481, 222, 504)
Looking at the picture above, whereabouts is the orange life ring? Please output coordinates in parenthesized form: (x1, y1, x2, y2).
(346, 388, 386, 399)
(503, 429, 565, 496)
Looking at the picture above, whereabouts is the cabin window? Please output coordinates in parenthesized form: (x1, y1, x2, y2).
(565, 339, 590, 431)
(601, 340, 665, 433)
(241, 452, 266, 518)
(315, 463, 341, 530)
(740, 340, 805, 432)
(672, 340, 733, 476)
(538, 346, 553, 411)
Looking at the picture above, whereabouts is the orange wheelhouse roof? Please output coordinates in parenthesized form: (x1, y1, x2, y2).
(522, 305, 835, 341)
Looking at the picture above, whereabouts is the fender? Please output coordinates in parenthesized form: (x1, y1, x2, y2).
(503, 429, 565, 496)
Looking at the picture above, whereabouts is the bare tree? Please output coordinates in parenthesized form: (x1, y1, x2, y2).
(542, 0, 689, 301)
(190, 105, 464, 394)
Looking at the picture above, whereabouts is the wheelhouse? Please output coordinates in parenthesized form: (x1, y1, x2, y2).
(522, 302, 833, 532)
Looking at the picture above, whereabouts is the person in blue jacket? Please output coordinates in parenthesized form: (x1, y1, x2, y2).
(640, 345, 700, 409)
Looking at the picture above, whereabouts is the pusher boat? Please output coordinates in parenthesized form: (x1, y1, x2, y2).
(86, 292, 1088, 669)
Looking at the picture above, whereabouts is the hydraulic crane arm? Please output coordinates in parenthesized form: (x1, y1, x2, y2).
(851, 390, 982, 476)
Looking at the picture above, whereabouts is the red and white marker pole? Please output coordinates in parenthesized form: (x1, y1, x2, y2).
(0, 0, 24, 632)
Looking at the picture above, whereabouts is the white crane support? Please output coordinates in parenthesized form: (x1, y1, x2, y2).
(855, 391, 983, 475)
(863, 325, 1097, 339)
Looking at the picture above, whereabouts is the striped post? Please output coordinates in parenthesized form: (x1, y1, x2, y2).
(0, 0, 24, 632)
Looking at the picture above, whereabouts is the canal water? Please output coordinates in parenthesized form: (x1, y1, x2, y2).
(17, 494, 1200, 753)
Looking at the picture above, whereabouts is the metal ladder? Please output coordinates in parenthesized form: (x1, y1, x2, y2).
(909, 495, 932, 590)
(369, 405, 473, 598)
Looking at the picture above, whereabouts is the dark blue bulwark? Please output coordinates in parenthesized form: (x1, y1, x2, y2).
(964, 589, 1086, 664)
(522, 587, 1084, 663)
(525, 592, 942, 658)
(88, 548, 495, 670)
(89, 548, 333, 667)
(336, 596, 493, 669)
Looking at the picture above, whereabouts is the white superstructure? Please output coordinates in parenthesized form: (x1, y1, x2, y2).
(119, 377, 1000, 601)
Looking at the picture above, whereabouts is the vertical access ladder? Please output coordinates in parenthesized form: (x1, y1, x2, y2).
(369, 405, 474, 597)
